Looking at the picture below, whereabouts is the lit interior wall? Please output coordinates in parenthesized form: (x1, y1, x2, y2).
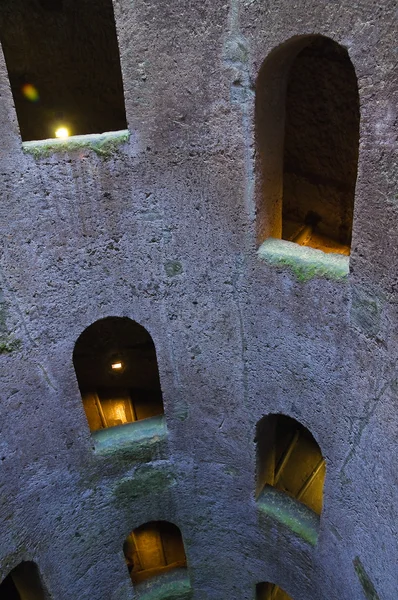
(256, 415, 325, 514)
(124, 522, 187, 585)
(73, 317, 164, 432)
(0, 562, 48, 600)
(257, 582, 292, 600)
(255, 35, 359, 255)
(0, 0, 127, 140)
(282, 37, 359, 253)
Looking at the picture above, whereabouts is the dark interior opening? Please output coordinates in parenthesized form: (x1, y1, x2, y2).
(124, 521, 187, 585)
(73, 317, 164, 432)
(256, 414, 325, 514)
(256, 582, 292, 600)
(0, 562, 48, 600)
(0, 0, 127, 141)
(282, 37, 359, 253)
(256, 35, 359, 255)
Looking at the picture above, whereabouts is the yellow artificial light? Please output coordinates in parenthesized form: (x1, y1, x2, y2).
(111, 362, 123, 370)
(55, 126, 70, 139)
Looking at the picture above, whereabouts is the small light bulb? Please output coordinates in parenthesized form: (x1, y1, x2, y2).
(55, 126, 70, 139)
(111, 362, 123, 370)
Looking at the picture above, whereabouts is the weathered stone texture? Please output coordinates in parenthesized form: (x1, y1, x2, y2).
(0, 1, 397, 599)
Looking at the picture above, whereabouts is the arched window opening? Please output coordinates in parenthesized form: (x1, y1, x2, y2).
(73, 318, 164, 432)
(256, 35, 359, 255)
(256, 414, 325, 515)
(123, 521, 188, 585)
(0, 0, 127, 141)
(256, 582, 292, 600)
(0, 562, 48, 599)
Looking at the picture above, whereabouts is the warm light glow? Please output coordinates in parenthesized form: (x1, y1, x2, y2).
(111, 362, 123, 370)
(55, 127, 70, 139)
(21, 83, 39, 102)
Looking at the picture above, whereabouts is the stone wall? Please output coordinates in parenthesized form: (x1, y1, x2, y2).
(0, 1, 397, 599)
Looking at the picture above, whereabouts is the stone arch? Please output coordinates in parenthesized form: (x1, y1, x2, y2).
(123, 521, 188, 585)
(73, 317, 164, 432)
(255, 35, 359, 255)
(256, 582, 292, 600)
(255, 414, 325, 515)
(0, 562, 49, 600)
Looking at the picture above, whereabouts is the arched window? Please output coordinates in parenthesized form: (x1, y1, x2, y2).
(0, 0, 127, 141)
(0, 562, 48, 599)
(123, 521, 188, 585)
(73, 318, 164, 432)
(256, 35, 359, 255)
(256, 414, 325, 515)
(256, 582, 292, 600)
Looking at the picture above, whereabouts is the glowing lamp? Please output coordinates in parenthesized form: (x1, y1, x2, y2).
(55, 126, 70, 139)
(111, 362, 123, 371)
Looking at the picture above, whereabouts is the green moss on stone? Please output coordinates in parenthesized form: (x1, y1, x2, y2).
(353, 557, 380, 600)
(23, 129, 130, 159)
(257, 485, 319, 546)
(91, 416, 168, 467)
(164, 261, 183, 277)
(114, 464, 176, 505)
(0, 336, 22, 355)
(258, 238, 349, 282)
(134, 570, 192, 600)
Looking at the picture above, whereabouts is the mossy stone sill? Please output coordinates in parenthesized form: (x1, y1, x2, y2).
(258, 237, 349, 282)
(134, 569, 192, 600)
(22, 129, 130, 158)
(93, 415, 167, 455)
(257, 485, 320, 546)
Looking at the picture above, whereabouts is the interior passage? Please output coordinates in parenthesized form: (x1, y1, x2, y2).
(0, 0, 127, 140)
(282, 37, 359, 254)
(124, 521, 187, 585)
(73, 317, 164, 432)
(256, 414, 325, 514)
(257, 582, 292, 600)
(0, 562, 48, 600)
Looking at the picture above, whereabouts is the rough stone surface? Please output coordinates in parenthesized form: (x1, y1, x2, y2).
(0, 1, 397, 599)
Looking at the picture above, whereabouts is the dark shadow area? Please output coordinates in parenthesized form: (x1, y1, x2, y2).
(0, 0, 127, 140)
(256, 414, 325, 515)
(0, 562, 49, 600)
(73, 317, 164, 432)
(256, 35, 359, 255)
(256, 582, 292, 600)
(124, 521, 187, 585)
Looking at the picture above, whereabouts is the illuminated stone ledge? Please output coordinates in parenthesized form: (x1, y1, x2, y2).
(93, 415, 167, 456)
(257, 486, 320, 546)
(134, 569, 192, 600)
(258, 238, 349, 282)
(22, 129, 130, 158)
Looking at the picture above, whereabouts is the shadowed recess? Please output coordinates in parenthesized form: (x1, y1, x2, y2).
(256, 35, 359, 255)
(256, 414, 325, 515)
(0, 0, 127, 140)
(73, 317, 164, 433)
(0, 562, 49, 599)
(124, 521, 188, 586)
(256, 582, 292, 600)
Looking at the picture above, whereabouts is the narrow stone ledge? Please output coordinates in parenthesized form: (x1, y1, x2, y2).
(22, 129, 130, 158)
(92, 415, 167, 457)
(257, 486, 320, 546)
(258, 238, 349, 282)
(134, 569, 192, 600)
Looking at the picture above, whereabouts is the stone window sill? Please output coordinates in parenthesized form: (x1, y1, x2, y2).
(134, 568, 192, 600)
(92, 415, 167, 455)
(22, 129, 130, 158)
(257, 485, 320, 546)
(258, 238, 349, 282)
